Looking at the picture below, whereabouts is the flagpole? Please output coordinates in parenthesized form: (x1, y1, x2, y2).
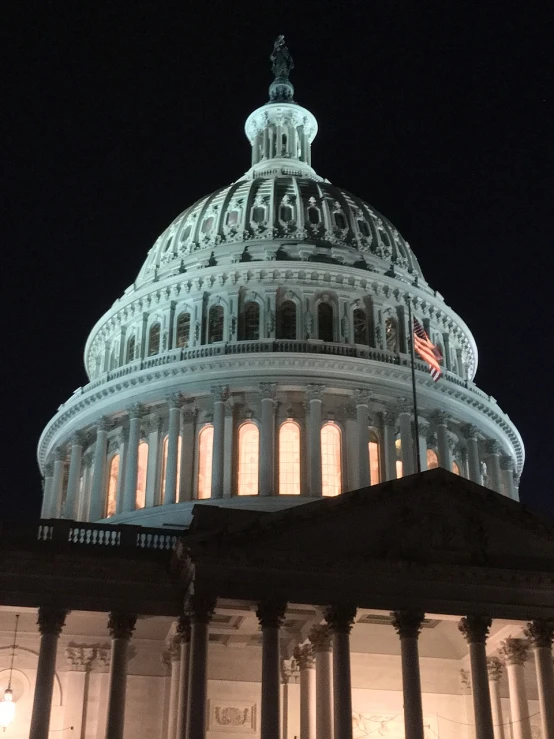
(407, 299, 422, 473)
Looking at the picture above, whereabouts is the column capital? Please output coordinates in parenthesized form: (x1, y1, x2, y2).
(182, 406, 198, 423)
(462, 423, 480, 440)
(187, 593, 216, 624)
(324, 604, 357, 634)
(70, 431, 86, 447)
(126, 402, 146, 420)
(281, 657, 299, 684)
(65, 645, 96, 672)
(524, 619, 554, 648)
(166, 392, 184, 409)
(37, 607, 68, 636)
(485, 439, 502, 456)
(96, 415, 112, 433)
(417, 417, 431, 435)
(107, 612, 137, 640)
(144, 413, 162, 434)
(499, 637, 529, 665)
(44, 461, 54, 477)
(53, 446, 66, 462)
(431, 410, 451, 427)
(500, 455, 515, 471)
(354, 389, 371, 407)
(176, 613, 191, 643)
(308, 623, 332, 653)
(391, 611, 425, 639)
(256, 600, 287, 629)
(382, 407, 397, 426)
(259, 382, 278, 400)
(306, 384, 325, 402)
(211, 385, 230, 403)
(397, 398, 413, 416)
(486, 656, 504, 681)
(293, 642, 315, 670)
(447, 432, 458, 452)
(458, 615, 492, 644)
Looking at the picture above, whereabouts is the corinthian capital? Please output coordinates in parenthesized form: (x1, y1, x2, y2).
(461, 424, 480, 441)
(259, 382, 278, 400)
(431, 410, 451, 427)
(256, 600, 287, 629)
(54, 446, 67, 462)
(107, 612, 136, 640)
(500, 456, 514, 471)
(211, 385, 229, 403)
(391, 611, 425, 639)
(126, 403, 145, 420)
(525, 619, 554, 648)
(325, 604, 357, 635)
(65, 645, 96, 671)
(38, 607, 68, 636)
(96, 415, 112, 432)
(458, 615, 492, 645)
(499, 638, 529, 665)
(485, 439, 502, 456)
(70, 431, 86, 447)
(293, 643, 315, 670)
(308, 624, 332, 653)
(354, 389, 371, 407)
(166, 392, 184, 409)
(306, 384, 325, 402)
(487, 656, 503, 681)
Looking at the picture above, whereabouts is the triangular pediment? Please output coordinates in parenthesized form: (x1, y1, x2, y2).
(191, 469, 554, 572)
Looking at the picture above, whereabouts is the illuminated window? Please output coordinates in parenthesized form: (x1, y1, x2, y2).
(386, 318, 398, 352)
(279, 421, 301, 495)
(452, 461, 461, 476)
(395, 438, 403, 478)
(208, 305, 224, 343)
(368, 432, 380, 484)
(237, 422, 259, 495)
(427, 449, 439, 469)
(242, 302, 260, 340)
(126, 335, 135, 363)
(176, 313, 191, 348)
(318, 303, 334, 342)
(353, 309, 368, 345)
(226, 210, 240, 227)
(148, 323, 161, 356)
(197, 425, 214, 499)
(136, 441, 148, 509)
(321, 422, 342, 496)
(160, 434, 182, 503)
(106, 454, 119, 518)
(279, 301, 297, 340)
(201, 216, 215, 234)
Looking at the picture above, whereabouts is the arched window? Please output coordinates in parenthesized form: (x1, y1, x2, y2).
(308, 206, 320, 224)
(353, 309, 368, 345)
(452, 461, 461, 476)
(380, 231, 390, 247)
(197, 425, 214, 499)
(278, 301, 297, 340)
(385, 317, 398, 353)
(358, 219, 370, 237)
(201, 216, 215, 234)
(335, 212, 347, 230)
(208, 305, 224, 343)
(395, 438, 403, 478)
(180, 224, 191, 242)
(321, 422, 342, 496)
(237, 422, 259, 496)
(252, 206, 265, 224)
(106, 454, 119, 518)
(176, 313, 191, 348)
(279, 203, 294, 223)
(243, 302, 260, 341)
(126, 335, 136, 363)
(148, 323, 161, 356)
(318, 303, 334, 342)
(109, 347, 118, 370)
(160, 435, 182, 503)
(136, 442, 148, 509)
(427, 449, 439, 470)
(279, 421, 301, 495)
(368, 432, 380, 485)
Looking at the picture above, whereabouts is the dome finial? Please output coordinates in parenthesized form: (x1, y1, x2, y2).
(269, 35, 295, 101)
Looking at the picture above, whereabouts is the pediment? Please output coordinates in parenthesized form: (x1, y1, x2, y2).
(193, 470, 554, 572)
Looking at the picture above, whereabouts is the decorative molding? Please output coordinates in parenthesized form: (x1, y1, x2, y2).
(126, 403, 145, 420)
(256, 600, 286, 629)
(485, 439, 502, 456)
(306, 384, 325, 402)
(391, 611, 425, 639)
(37, 607, 67, 636)
(524, 619, 554, 649)
(458, 615, 492, 645)
(487, 656, 503, 682)
(65, 645, 97, 671)
(308, 624, 332, 653)
(354, 389, 371, 406)
(259, 382, 278, 400)
(499, 638, 529, 665)
(292, 642, 315, 670)
(325, 604, 357, 635)
(107, 612, 136, 640)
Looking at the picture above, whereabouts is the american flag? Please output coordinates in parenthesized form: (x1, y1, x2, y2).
(413, 318, 443, 382)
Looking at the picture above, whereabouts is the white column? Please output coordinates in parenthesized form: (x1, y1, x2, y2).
(41, 462, 54, 518)
(78, 455, 93, 520)
(459, 616, 494, 739)
(115, 429, 128, 515)
(326, 605, 356, 739)
(500, 457, 516, 498)
(308, 625, 333, 739)
(463, 425, 483, 484)
(382, 409, 397, 480)
(392, 612, 425, 739)
(417, 418, 429, 471)
(50, 446, 66, 517)
(122, 404, 143, 512)
(259, 383, 277, 496)
(499, 638, 532, 739)
(89, 417, 110, 521)
(293, 644, 316, 739)
(398, 403, 415, 475)
(185, 596, 215, 739)
(526, 620, 554, 739)
(433, 411, 452, 470)
(145, 414, 161, 507)
(485, 440, 503, 493)
(487, 657, 505, 739)
(166, 639, 181, 739)
(176, 616, 191, 739)
(306, 385, 324, 496)
(65, 432, 85, 519)
(164, 394, 182, 505)
(281, 663, 292, 739)
(105, 613, 136, 739)
(29, 608, 68, 739)
(180, 408, 197, 502)
(222, 404, 234, 498)
(211, 385, 228, 499)
(355, 390, 371, 487)
(64, 646, 95, 739)
(257, 601, 287, 739)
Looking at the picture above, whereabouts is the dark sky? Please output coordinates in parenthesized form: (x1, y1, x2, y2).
(3, 1, 553, 520)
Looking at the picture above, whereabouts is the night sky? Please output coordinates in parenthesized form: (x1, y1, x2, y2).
(3, 1, 553, 520)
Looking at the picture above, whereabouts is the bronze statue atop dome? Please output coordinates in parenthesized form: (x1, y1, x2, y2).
(271, 35, 294, 80)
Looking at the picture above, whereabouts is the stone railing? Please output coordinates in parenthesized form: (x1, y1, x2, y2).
(34, 520, 183, 551)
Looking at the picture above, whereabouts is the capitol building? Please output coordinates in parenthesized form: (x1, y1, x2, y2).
(2, 38, 554, 739)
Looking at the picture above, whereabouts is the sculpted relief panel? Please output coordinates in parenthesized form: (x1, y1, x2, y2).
(207, 700, 257, 734)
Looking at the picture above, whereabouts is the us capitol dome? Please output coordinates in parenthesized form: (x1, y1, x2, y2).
(37, 39, 524, 527)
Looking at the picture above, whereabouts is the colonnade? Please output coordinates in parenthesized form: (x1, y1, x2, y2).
(41, 386, 519, 521)
(24, 604, 554, 739)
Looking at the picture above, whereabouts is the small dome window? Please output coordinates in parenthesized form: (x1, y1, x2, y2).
(358, 220, 370, 237)
(318, 303, 334, 342)
(242, 301, 260, 341)
(126, 335, 136, 363)
(334, 212, 347, 230)
(201, 216, 215, 234)
(208, 305, 224, 343)
(163, 236, 173, 253)
(278, 301, 297, 340)
(180, 224, 191, 242)
(385, 317, 398, 353)
(353, 308, 368, 345)
(148, 323, 161, 356)
(176, 312, 191, 348)
(279, 204, 294, 223)
(251, 206, 266, 224)
(226, 210, 240, 227)
(308, 207, 320, 225)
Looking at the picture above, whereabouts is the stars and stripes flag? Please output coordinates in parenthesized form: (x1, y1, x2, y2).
(413, 318, 443, 382)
